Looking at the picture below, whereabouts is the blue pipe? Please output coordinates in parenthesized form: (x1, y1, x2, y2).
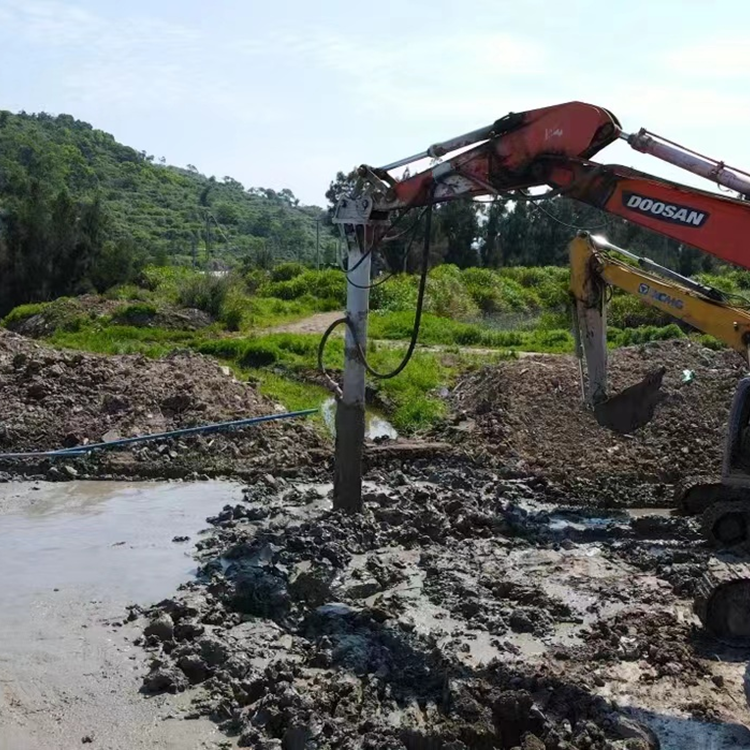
(0, 408, 319, 460)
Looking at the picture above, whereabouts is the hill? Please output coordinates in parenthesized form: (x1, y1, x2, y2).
(0, 110, 331, 268)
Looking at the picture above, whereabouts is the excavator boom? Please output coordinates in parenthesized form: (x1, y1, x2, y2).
(333, 98, 750, 647)
(341, 100, 750, 274)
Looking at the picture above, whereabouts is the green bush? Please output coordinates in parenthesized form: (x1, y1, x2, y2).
(221, 303, 244, 332)
(239, 341, 279, 368)
(370, 274, 418, 312)
(2, 302, 51, 327)
(608, 293, 674, 328)
(196, 339, 247, 359)
(244, 269, 269, 294)
(424, 264, 479, 319)
(271, 262, 306, 282)
(112, 302, 158, 325)
(176, 274, 232, 317)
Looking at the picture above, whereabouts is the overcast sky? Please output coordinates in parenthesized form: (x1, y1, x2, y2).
(0, 0, 745, 207)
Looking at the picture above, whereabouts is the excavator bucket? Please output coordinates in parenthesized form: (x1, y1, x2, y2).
(592, 367, 667, 434)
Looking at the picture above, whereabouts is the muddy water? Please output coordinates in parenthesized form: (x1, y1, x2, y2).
(0, 479, 244, 750)
(321, 397, 398, 440)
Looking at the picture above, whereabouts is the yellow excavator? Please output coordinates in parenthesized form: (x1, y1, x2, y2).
(569, 231, 750, 645)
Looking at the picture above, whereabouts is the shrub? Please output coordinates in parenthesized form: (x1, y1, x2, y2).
(112, 302, 158, 326)
(196, 339, 246, 359)
(221, 303, 244, 332)
(370, 274, 418, 312)
(176, 274, 231, 317)
(271, 262, 306, 282)
(244, 269, 269, 294)
(239, 341, 279, 368)
(2, 302, 51, 327)
(424, 265, 479, 320)
(608, 294, 674, 328)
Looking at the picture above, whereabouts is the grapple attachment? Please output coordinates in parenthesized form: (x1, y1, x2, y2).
(592, 367, 667, 434)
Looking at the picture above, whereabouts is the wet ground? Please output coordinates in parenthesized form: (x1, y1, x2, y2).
(0, 479, 246, 750)
(130, 460, 750, 749)
(2, 465, 750, 749)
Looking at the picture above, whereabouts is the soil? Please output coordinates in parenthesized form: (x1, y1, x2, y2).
(262, 311, 345, 336)
(437, 339, 749, 506)
(0, 329, 330, 481)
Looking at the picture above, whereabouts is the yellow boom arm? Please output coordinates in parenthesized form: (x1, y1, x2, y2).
(569, 231, 750, 432)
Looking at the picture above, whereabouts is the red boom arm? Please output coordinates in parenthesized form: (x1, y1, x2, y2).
(340, 101, 750, 271)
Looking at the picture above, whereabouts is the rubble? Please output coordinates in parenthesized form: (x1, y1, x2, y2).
(442, 339, 748, 505)
(0, 329, 329, 480)
(135, 456, 749, 749)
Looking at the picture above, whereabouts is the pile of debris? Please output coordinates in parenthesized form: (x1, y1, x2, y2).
(0, 330, 328, 480)
(132, 456, 750, 749)
(443, 339, 748, 505)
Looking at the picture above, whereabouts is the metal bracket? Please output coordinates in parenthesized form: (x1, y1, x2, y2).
(331, 196, 373, 226)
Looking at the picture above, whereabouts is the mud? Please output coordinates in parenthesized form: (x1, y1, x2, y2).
(134, 456, 750, 749)
(440, 339, 749, 507)
(0, 479, 248, 749)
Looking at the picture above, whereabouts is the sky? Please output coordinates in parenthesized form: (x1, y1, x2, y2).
(0, 0, 747, 208)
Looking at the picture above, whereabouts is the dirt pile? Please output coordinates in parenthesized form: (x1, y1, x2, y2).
(133, 456, 749, 749)
(0, 330, 328, 479)
(442, 340, 748, 505)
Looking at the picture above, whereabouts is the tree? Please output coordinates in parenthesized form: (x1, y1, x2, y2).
(434, 199, 480, 268)
(479, 198, 508, 267)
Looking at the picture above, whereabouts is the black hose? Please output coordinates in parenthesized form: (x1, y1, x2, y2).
(317, 196, 435, 382)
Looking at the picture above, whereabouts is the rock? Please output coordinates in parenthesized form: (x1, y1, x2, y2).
(177, 654, 210, 684)
(63, 465, 79, 478)
(172, 535, 190, 543)
(26, 382, 47, 400)
(174, 619, 205, 641)
(197, 636, 230, 667)
(227, 559, 290, 618)
(142, 667, 187, 693)
(143, 614, 174, 641)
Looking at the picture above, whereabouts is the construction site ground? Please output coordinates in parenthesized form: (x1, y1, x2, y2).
(1, 330, 749, 749)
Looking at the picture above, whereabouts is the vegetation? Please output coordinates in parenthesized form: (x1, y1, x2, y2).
(3, 108, 750, 434)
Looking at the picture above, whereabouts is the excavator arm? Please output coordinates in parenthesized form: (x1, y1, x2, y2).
(569, 231, 750, 432)
(335, 100, 750, 272)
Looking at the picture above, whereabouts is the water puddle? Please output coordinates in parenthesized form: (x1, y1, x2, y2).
(547, 509, 629, 533)
(0, 479, 243, 749)
(626, 507, 674, 519)
(321, 397, 398, 440)
(0, 479, 244, 618)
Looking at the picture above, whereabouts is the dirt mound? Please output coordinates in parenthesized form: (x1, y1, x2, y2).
(0, 330, 327, 478)
(444, 340, 748, 505)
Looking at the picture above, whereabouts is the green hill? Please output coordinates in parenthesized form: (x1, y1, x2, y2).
(0, 109, 331, 268)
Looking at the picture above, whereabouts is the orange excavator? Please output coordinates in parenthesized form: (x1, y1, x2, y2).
(331, 101, 750, 645)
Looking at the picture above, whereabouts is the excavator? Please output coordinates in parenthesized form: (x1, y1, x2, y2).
(331, 101, 750, 646)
